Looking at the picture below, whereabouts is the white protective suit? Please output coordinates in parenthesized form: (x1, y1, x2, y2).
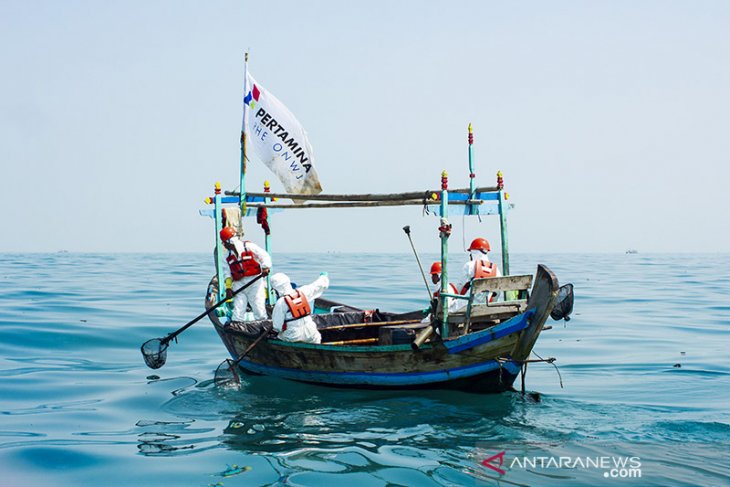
(457, 250, 503, 302)
(224, 237, 272, 321)
(271, 273, 329, 344)
(421, 281, 462, 323)
(435, 281, 463, 313)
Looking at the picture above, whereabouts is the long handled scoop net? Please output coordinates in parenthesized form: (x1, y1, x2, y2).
(141, 338, 170, 369)
(550, 283, 574, 321)
(139, 273, 265, 370)
(214, 358, 242, 386)
(213, 325, 272, 387)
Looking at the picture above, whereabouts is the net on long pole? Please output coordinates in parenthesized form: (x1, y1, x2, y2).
(141, 338, 169, 369)
(550, 284, 574, 321)
(214, 358, 242, 387)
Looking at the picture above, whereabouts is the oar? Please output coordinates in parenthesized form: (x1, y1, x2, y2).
(141, 273, 265, 369)
(214, 324, 272, 386)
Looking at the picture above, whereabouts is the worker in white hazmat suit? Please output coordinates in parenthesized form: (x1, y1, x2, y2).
(457, 237, 502, 302)
(421, 261, 462, 323)
(270, 272, 329, 344)
(429, 261, 462, 313)
(220, 226, 271, 321)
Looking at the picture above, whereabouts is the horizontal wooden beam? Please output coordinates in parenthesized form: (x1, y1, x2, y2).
(321, 319, 422, 331)
(446, 303, 526, 322)
(471, 275, 533, 293)
(226, 186, 499, 202)
(468, 304, 528, 318)
(242, 199, 482, 209)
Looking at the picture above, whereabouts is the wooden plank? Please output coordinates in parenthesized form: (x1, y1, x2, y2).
(471, 302, 528, 316)
(321, 319, 422, 331)
(471, 275, 533, 293)
(448, 303, 526, 322)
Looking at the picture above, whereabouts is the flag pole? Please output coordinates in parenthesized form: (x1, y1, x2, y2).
(239, 52, 249, 227)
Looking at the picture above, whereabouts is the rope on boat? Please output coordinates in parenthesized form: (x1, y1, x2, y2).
(532, 351, 564, 389)
(496, 353, 564, 391)
(421, 195, 433, 216)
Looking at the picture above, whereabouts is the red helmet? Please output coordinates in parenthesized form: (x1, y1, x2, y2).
(468, 237, 491, 252)
(219, 226, 237, 242)
(430, 262, 442, 275)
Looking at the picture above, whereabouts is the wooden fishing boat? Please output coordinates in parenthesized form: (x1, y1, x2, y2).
(194, 57, 573, 393)
(205, 264, 561, 393)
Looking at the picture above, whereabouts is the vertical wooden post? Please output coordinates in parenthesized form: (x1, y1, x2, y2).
(439, 170, 450, 339)
(263, 180, 274, 306)
(213, 182, 226, 301)
(467, 123, 476, 215)
(497, 170, 510, 276)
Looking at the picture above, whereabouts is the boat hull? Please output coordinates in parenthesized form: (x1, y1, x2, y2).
(235, 358, 520, 393)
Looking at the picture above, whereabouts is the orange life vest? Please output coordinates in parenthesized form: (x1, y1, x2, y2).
(460, 260, 498, 295)
(474, 260, 497, 279)
(282, 290, 311, 331)
(226, 241, 262, 280)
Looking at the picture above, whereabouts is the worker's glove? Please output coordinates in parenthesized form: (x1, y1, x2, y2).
(226, 288, 234, 299)
(261, 268, 271, 276)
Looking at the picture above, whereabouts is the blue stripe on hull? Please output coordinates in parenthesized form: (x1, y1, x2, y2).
(239, 358, 521, 387)
(444, 309, 534, 354)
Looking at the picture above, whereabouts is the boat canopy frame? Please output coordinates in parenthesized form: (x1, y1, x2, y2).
(201, 126, 513, 338)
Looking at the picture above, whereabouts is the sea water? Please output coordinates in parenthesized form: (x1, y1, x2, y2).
(0, 252, 728, 486)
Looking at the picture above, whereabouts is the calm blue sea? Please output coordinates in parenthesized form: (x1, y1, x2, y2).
(1, 252, 728, 486)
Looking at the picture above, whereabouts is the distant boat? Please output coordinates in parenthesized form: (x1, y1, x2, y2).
(626, 249, 638, 254)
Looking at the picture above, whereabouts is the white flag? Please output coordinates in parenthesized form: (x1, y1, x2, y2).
(243, 73, 322, 194)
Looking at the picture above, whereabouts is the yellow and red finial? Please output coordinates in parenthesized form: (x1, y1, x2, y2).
(468, 123, 473, 146)
(441, 170, 449, 190)
(497, 171, 504, 189)
(215, 181, 221, 195)
(264, 180, 270, 192)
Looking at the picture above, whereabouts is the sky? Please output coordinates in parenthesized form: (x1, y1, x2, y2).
(1, 1, 729, 254)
